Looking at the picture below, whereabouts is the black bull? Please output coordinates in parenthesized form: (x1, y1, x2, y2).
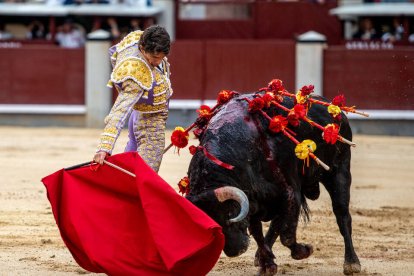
(186, 93, 361, 275)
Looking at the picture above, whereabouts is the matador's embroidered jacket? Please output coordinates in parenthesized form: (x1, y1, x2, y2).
(96, 30, 173, 154)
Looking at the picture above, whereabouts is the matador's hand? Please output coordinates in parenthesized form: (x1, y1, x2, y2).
(93, 151, 108, 165)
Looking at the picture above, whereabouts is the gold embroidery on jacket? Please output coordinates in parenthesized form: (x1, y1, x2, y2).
(111, 57, 153, 90)
(133, 68, 170, 113)
(97, 88, 142, 153)
(116, 31, 143, 53)
(134, 102, 167, 113)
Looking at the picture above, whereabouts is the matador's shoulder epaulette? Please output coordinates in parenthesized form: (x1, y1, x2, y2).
(110, 56, 153, 91)
(116, 30, 143, 53)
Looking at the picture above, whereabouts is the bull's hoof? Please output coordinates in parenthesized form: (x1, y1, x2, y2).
(254, 246, 275, 268)
(291, 243, 313, 260)
(257, 264, 277, 276)
(343, 262, 361, 275)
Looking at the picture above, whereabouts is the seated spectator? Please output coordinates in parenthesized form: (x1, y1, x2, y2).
(381, 17, 405, 43)
(55, 18, 85, 48)
(381, 25, 395, 42)
(353, 18, 378, 40)
(62, 0, 83, 5)
(86, 0, 110, 3)
(106, 17, 121, 39)
(0, 23, 13, 40)
(391, 17, 404, 41)
(26, 20, 46, 40)
(409, 33, 414, 43)
(118, 18, 144, 39)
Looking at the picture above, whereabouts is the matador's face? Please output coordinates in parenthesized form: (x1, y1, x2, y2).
(141, 49, 166, 68)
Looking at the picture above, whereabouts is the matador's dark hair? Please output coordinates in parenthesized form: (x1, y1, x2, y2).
(139, 25, 171, 55)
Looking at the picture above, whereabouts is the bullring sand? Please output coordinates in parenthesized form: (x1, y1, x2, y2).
(0, 126, 413, 275)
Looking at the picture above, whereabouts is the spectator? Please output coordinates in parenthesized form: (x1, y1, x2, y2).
(0, 23, 13, 40)
(391, 17, 404, 41)
(381, 25, 394, 42)
(62, 0, 83, 5)
(381, 18, 405, 43)
(26, 20, 46, 40)
(55, 18, 85, 48)
(353, 18, 378, 40)
(114, 18, 146, 39)
(142, 17, 155, 30)
(106, 17, 121, 39)
(409, 33, 414, 43)
(85, 0, 110, 3)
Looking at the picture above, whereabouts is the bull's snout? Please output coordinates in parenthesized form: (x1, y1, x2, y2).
(223, 231, 250, 257)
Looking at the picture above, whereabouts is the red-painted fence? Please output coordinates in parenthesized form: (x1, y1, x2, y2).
(2, 43, 413, 112)
(175, 1, 341, 44)
(169, 39, 295, 100)
(323, 46, 414, 110)
(0, 45, 84, 105)
(0, 40, 294, 105)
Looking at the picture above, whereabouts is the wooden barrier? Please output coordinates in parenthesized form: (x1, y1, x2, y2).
(169, 39, 295, 100)
(2, 42, 413, 112)
(323, 46, 414, 110)
(175, 1, 341, 44)
(0, 45, 84, 105)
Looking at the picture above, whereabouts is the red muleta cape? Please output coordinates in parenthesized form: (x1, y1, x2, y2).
(41, 152, 224, 276)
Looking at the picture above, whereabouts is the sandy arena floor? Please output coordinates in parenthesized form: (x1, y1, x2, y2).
(0, 126, 413, 275)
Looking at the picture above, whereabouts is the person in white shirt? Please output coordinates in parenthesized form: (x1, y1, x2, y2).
(55, 19, 85, 48)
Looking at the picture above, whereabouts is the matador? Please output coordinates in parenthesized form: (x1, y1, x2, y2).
(94, 26, 172, 172)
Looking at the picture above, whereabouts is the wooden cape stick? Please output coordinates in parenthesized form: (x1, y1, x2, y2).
(64, 160, 136, 178)
(103, 160, 136, 178)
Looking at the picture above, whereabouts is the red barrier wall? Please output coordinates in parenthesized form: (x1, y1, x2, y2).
(0, 41, 293, 105)
(175, 1, 341, 44)
(254, 2, 341, 44)
(323, 47, 414, 110)
(3, 43, 413, 111)
(175, 20, 254, 40)
(204, 40, 295, 98)
(0, 46, 84, 105)
(168, 40, 204, 100)
(169, 39, 295, 100)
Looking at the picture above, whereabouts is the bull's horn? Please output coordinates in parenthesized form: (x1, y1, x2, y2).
(214, 186, 249, 223)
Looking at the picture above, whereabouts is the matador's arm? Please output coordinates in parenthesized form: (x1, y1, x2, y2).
(96, 80, 143, 154)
